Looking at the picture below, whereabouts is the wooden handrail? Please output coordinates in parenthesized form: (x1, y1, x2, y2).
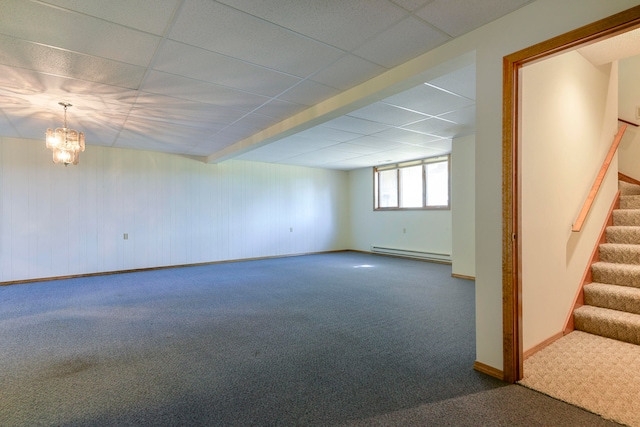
(618, 118, 639, 127)
(572, 124, 627, 232)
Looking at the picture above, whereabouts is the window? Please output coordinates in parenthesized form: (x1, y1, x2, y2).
(374, 155, 450, 210)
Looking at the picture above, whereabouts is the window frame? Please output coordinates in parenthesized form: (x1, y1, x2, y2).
(373, 154, 451, 211)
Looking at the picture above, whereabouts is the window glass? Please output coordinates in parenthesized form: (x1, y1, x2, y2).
(400, 165, 423, 208)
(378, 169, 398, 208)
(374, 155, 450, 210)
(425, 161, 449, 207)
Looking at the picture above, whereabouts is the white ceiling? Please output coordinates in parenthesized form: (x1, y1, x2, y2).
(0, 0, 535, 170)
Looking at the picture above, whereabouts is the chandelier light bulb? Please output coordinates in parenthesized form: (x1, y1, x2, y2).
(45, 102, 85, 166)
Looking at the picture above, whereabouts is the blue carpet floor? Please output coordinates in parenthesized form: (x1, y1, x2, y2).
(0, 252, 618, 426)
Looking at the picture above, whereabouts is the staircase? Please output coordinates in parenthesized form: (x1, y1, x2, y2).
(573, 180, 640, 345)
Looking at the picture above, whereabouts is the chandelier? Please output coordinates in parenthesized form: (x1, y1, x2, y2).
(45, 102, 85, 165)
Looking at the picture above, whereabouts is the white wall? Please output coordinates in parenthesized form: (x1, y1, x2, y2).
(347, 167, 452, 257)
(391, 0, 638, 370)
(521, 53, 619, 351)
(618, 55, 640, 178)
(0, 137, 349, 282)
(451, 134, 476, 278)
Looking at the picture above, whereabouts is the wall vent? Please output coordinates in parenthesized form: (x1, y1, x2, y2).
(370, 246, 451, 263)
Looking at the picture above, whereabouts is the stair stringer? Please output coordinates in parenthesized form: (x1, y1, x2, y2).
(563, 190, 620, 333)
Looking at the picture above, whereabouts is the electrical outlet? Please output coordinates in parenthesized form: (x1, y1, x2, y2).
(636, 106, 640, 119)
(123, 233, 128, 240)
(290, 227, 293, 232)
(403, 228, 406, 234)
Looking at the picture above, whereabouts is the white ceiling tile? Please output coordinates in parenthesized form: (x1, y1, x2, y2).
(350, 151, 407, 165)
(437, 105, 476, 126)
(191, 134, 241, 154)
(323, 158, 377, 170)
(169, 0, 344, 77)
(383, 83, 474, 115)
(391, 0, 436, 12)
(186, 145, 225, 157)
(270, 135, 340, 151)
(5, 114, 51, 140)
(75, 125, 120, 147)
(0, 35, 146, 89)
(42, 0, 180, 35)
(236, 136, 336, 162)
(310, 55, 387, 90)
(322, 116, 392, 135)
(0, 0, 161, 67)
(0, 115, 19, 138)
(142, 71, 270, 110)
(0, 0, 554, 168)
(277, 80, 340, 106)
(401, 117, 459, 135)
(347, 136, 406, 149)
(236, 148, 291, 163)
(213, 126, 258, 141)
(416, 0, 533, 37)
(216, 0, 408, 51)
(153, 41, 302, 97)
(124, 112, 226, 137)
(284, 148, 360, 164)
(347, 102, 430, 126)
(0, 70, 140, 120)
(329, 143, 387, 155)
(253, 99, 306, 121)
(113, 133, 200, 154)
(421, 139, 452, 152)
(372, 127, 444, 145)
(231, 113, 280, 132)
(131, 94, 248, 124)
(295, 126, 361, 143)
(383, 145, 444, 159)
(123, 116, 217, 143)
(426, 63, 476, 99)
(353, 16, 450, 68)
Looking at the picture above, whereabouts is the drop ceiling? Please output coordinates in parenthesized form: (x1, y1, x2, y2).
(0, 0, 535, 170)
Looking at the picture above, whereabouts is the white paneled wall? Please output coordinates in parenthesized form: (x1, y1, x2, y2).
(0, 137, 349, 282)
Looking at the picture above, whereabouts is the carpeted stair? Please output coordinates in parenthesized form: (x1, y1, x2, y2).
(573, 180, 640, 345)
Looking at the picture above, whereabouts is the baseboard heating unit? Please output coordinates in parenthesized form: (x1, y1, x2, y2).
(370, 246, 451, 263)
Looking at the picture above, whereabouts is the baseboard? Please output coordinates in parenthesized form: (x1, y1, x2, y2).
(451, 273, 475, 281)
(473, 361, 504, 380)
(0, 250, 351, 286)
(0, 249, 454, 286)
(353, 249, 452, 265)
(523, 331, 565, 359)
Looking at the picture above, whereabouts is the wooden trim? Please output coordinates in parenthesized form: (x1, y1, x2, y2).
(618, 172, 640, 186)
(618, 118, 639, 127)
(523, 331, 565, 360)
(451, 273, 475, 281)
(473, 361, 504, 380)
(563, 191, 619, 333)
(502, 41, 522, 386)
(502, 5, 640, 384)
(572, 125, 627, 232)
(0, 250, 351, 287)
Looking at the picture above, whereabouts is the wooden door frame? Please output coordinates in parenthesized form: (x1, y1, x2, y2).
(502, 5, 640, 384)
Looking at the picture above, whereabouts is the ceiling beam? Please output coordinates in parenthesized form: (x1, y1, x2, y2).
(205, 50, 476, 164)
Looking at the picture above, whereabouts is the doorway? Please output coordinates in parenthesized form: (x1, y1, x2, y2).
(502, 5, 640, 383)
